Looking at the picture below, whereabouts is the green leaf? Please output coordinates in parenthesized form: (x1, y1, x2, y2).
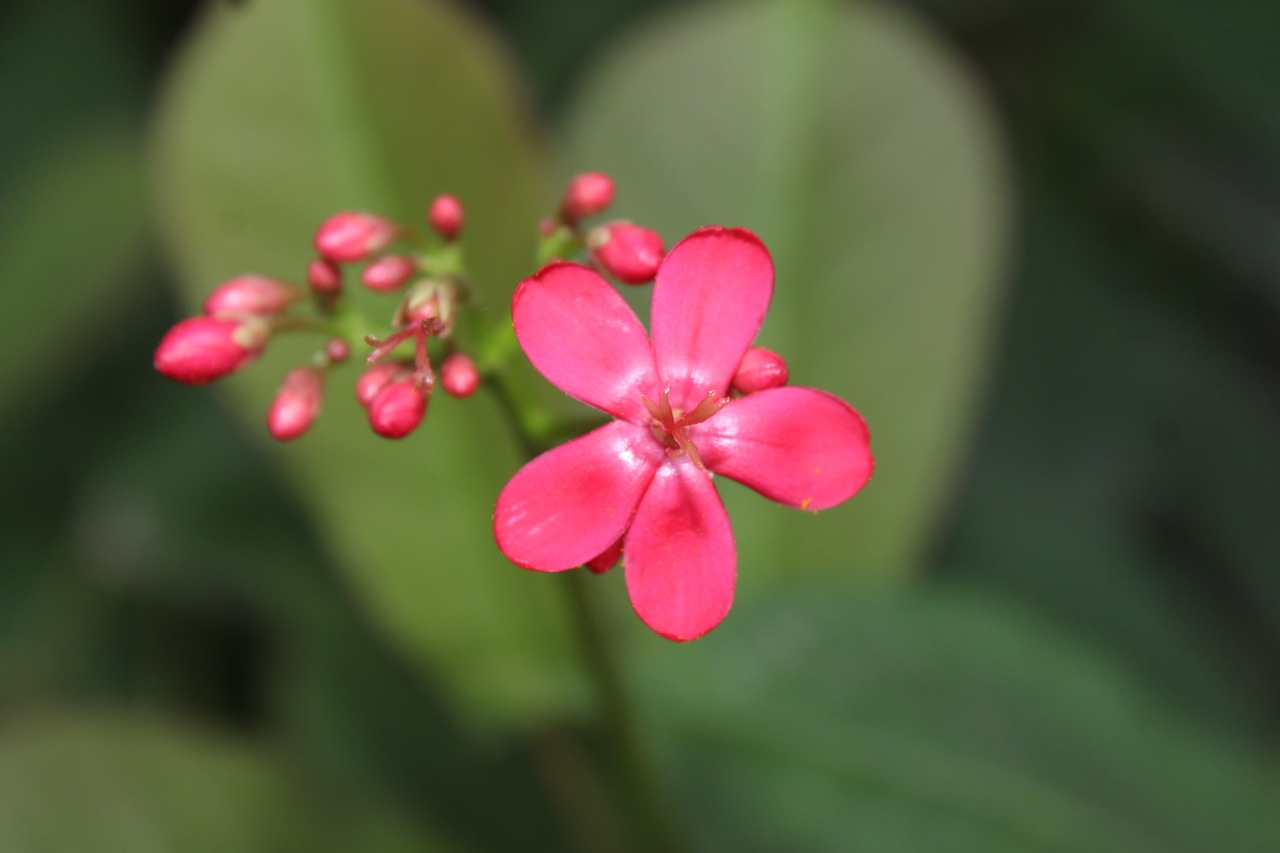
(0, 714, 452, 852)
(636, 587, 1280, 852)
(557, 0, 1012, 586)
(150, 0, 579, 724)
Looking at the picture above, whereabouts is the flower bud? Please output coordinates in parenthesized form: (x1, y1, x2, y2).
(585, 537, 623, 574)
(154, 316, 268, 386)
(440, 353, 479, 398)
(428, 194, 464, 241)
(560, 172, 615, 224)
(307, 258, 342, 295)
(204, 275, 295, 318)
(314, 212, 397, 263)
(367, 376, 427, 439)
(396, 278, 455, 328)
(361, 254, 416, 292)
(731, 346, 789, 395)
(267, 366, 324, 441)
(588, 222, 665, 284)
(325, 338, 350, 364)
(355, 362, 403, 407)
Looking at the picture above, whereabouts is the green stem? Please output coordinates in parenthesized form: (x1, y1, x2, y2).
(482, 366, 691, 853)
(563, 572, 692, 853)
(538, 224, 585, 266)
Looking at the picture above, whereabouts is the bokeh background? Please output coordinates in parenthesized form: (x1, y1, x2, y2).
(1, 0, 1277, 849)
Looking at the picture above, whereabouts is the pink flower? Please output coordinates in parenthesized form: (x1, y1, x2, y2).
(494, 227, 873, 640)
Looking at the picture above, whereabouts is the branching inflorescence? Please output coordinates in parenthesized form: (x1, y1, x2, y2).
(155, 173, 873, 640)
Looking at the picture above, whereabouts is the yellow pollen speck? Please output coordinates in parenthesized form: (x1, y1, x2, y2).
(801, 498, 812, 511)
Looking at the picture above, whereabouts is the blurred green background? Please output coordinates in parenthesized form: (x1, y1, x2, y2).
(1, 0, 1277, 850)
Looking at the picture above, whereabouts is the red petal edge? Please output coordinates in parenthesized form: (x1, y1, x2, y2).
(495, 420, 662, 572)
(650, 227, 773, 412)
(512, 262, 658, 423)
(624, 459, 736, 641)
(689, 386, 873, 511)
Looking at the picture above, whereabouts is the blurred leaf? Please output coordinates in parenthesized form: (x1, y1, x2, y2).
(0, 123, 149, 422)
(558, 0, 1011, 587)
(939, 177, 1280, 731)
(150, 0, 582, 723)
(479, 0, 670, 108)
(0, 714, 452, 852)
(637, 587, 1280, 852)
(268, 576, 577, 851)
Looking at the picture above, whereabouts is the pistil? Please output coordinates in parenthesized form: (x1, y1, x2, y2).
(639, 387, 728, 472)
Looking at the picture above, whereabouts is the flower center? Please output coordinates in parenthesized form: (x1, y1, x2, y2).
(639, 387, 728, 472)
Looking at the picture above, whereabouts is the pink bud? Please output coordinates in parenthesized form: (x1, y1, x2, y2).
(361, 254, 416, 292)
(325, 338, 350, 363)
(203, 275, 295, 318)
(267, 366, 324, 441)
(440, 353, 479, 398)
(588, 222, 665, 284)
(314, 212, 397, 263)
(585, 536, 623, 574)
(355, 362, 404, 407)
(397, 278, 455, 328)
(560, 172, 615, 224)
(732, 346, 789, 394)
(428, 194, 465, 241)
(367, 376, 427, 439)
(154, 316, 267, 386)
(307, 258, 342, 295)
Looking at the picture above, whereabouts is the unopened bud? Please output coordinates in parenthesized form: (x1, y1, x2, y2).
(428, 194, 464, 241)
(588, 222, 665, 284)
(314, 212, 397, 263)
(325, 338, 350, 363)
(355, 362, 404, 407)
(560, 172, 615, 224)
(440, 353, 479, 398)
(361, 254, 416, 292)
(307, 258, 342, 294)
(732, 346, 789, 394)
(267, 366, 324, 441)
(397, 278, 455, 328)
(154, 316, 268, 386)
(204, 275, 295, 318)
(368, 376, 427, 439)
(585, 537, 624, 574)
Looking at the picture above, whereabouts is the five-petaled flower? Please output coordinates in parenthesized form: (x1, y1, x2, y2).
(494, 227, 873, 640)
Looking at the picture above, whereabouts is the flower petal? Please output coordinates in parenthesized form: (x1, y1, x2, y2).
(624, 459, 736, 641)
(512, 262, 657, 422)
(650, 227, 774, 412)
(688, 386, 873, 510)
(495, 420, 662, 572)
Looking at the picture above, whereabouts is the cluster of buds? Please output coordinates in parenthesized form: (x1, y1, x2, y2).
(540, 172, 666, 285)
(155, 174, 688, 445)
(155, 194, 478, 442)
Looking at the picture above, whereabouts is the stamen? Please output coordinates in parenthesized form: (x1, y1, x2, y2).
(640, 393, 666, 424)
(676, 431, 708, 472)
(679, 389, 728, 427)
